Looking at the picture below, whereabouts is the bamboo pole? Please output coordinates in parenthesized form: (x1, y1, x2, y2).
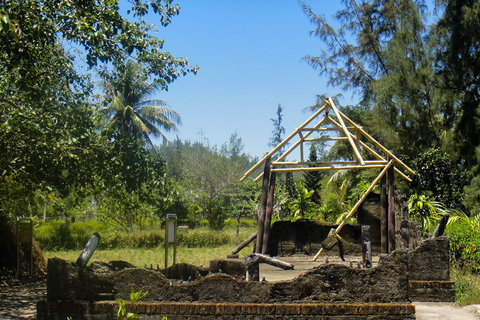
(240, 104, 326, 181)
(271, 160, 387, 166)
(272, 164, 388, 173)
(313, 160, 394, 261)
(303, 137, 349, 142)
(299, 126, 358, 131)
(327, 116, 412, 182)
(327, 98, 365, 165)
(335, 108, 415, 175)
(232, 232, 256, 254)
(253, 116, 328, 182)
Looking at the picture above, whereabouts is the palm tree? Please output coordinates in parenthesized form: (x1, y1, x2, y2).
(98, 60, 181, 147)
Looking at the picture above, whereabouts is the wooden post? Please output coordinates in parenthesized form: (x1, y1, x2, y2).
(362, 225, 372, 268)
(256, 157, 271, 253)
(262, 171, 276, 254)
(76, 233, 101, 268)
(380, 174, 388, 254)
(400, 220, 410, 249)
(245, 255, 260, 282)
(387, 156, 395, 253)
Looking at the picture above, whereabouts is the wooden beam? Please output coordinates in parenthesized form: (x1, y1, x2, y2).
(313, 160, 394, 261)
(327, 98, 365, 165)
(240, 104, 326, 181)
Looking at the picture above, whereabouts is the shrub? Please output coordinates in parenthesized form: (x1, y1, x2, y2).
(445, 218, 480, 269)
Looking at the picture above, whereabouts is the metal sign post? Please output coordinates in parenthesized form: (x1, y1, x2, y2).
(16, 218, 33, 278)
(165, 213, 177, 269)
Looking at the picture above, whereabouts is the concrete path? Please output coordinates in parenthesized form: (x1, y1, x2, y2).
(415, 302, 480, 320)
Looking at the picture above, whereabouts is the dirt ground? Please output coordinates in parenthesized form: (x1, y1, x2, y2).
(0, 255, 479, 319)
(0, 277, 46, 319)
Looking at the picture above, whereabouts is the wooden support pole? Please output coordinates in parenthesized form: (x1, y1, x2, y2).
(245, 255, 260, 282)
(262, 171, 276, 254)
(232, 231, 257, 254)
(380, 174, 388, 254)
(362, 225, 372, 268)
(387, 156, 395, 253)
(256, 157, 271, 253)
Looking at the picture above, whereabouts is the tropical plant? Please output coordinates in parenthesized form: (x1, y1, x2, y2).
(408, 193, 449, 235)
(99, 60, 181, 147)
(288, 182, 316, 221)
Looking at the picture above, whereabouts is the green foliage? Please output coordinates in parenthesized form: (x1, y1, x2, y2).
(411, 148, 467, 210)
(445, 215, 480, 268)
(408, 193, 454, 235)
(451, 266, 480, 306)
(117, 288, 148, 320)
(303, 144, 322, 204)
(288, 182, 316, 221)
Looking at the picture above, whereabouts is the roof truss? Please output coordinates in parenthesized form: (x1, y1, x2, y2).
(241, 98, 414, 182)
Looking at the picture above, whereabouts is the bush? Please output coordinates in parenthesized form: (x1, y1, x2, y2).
(445, 219, 480, 269)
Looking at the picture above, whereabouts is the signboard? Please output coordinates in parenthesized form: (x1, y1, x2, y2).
(18, 221, 32, 243)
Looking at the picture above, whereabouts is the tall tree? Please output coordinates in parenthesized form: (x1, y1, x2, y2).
(268, 104, 287, 156)
(433, 0, 480, 167)
(301, 0, 444, 159)
(98, 60, 181, 147)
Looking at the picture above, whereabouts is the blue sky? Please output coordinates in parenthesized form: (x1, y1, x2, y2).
(143, 1, 357, 158)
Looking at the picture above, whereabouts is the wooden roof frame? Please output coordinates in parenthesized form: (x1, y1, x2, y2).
(240, 98, 414, 182)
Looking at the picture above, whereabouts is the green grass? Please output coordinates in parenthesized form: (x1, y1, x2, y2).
(45, 244, 254, 267)
(451, 266, 480, 306)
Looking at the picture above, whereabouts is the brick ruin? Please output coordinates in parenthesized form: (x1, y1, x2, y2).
(37, 236, 453, 319)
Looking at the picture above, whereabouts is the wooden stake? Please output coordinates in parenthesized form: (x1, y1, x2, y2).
(262, 171, 276, 254)
(388, 156, 395, 253)
(362, 225, 372, 268)
(256, 157, 271, 253)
